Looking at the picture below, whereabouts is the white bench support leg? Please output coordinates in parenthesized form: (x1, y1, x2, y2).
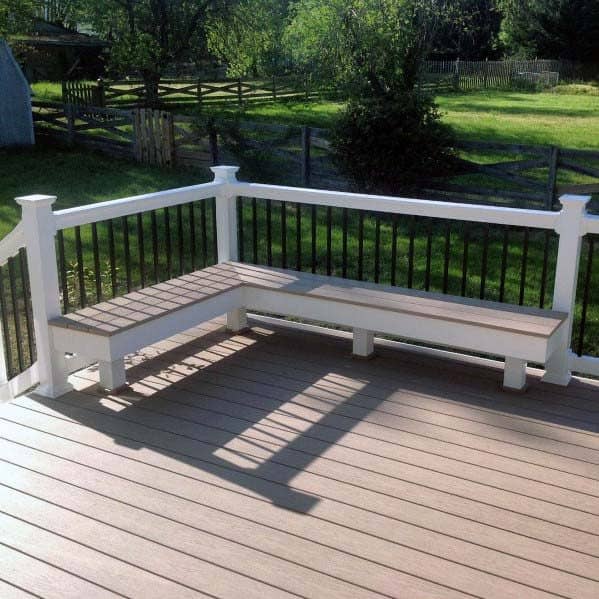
(353, 328, 374, 358)
(503, 357, 527, 391)
(226, 308, 248, 332)
(98, 358, 126, 392)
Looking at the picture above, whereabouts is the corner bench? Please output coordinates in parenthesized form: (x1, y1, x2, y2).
(49, 261, 568, 393)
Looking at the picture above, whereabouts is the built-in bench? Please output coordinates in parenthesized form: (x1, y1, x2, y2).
(49, 261, 568, 393)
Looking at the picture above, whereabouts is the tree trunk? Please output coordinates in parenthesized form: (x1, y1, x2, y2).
(142, 70, 161, 107)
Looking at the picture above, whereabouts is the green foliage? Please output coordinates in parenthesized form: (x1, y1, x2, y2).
(500, 0, 599, 62)
(331, 92, 456, 193)
(0, 0, 36, 36)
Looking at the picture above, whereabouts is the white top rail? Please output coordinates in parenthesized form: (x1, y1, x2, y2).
(54, 181, 222, 230)
(231, 182, 561, 230)
(0, 222, 24, 266)
(584, 214, 599, 236)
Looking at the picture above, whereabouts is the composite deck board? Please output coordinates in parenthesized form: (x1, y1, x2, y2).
(1, 320, 598, 598)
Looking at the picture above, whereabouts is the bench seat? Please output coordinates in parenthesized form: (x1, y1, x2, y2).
(49, 261, 568, 392)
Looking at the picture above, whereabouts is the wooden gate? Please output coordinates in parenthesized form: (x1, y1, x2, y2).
(133, 108, 174, 167)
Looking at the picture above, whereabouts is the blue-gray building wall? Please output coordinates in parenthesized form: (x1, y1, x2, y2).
(0, 40, 34, 147)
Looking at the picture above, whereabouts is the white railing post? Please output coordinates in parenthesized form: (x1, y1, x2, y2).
(543, 194, 591, 385)
(210, 166, 247, 331)
(15, 195, 72, 398)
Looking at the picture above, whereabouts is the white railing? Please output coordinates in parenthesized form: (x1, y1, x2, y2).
(1, 165, 597, 400)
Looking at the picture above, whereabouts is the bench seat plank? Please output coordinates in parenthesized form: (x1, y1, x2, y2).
(50, 262, 567, 341)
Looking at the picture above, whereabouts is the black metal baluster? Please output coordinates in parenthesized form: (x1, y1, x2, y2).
(281, 201, 287, 269)
(200, 201, 208, 268)
(91, 223, 102, 302)
(539, 230, 551, 309)
(266, 199, 272, 266)
(519, 227, 529, 305)
(151, 210, 159, 282)
(373, 214, 381, 284)
(296, 203, 302, 271)
(342, 208, 348, 279)
(480, 224, 490, 300)
(177, 204, 184, 274)
(57, 229, 69, 313)
(164, 208, 172, 279)
(108, 219, 117, 297)
(252, 198, 258, 264)
(424, 219, 433, 292)
(7, 257, 23, 372)
(358, 211, 365, 281)
(311, 205, 317, 274)
(136, 213, 146, 288)
(391, 215, 398, 286)
(236, 198, 244, 264)
(18, 249, 34, 364)
(499, 227, 509, 303)
(326, 206, 332, 276)
(577, 237, 595, 356)
(211, 198, 218, 264)
(408, 216, 416, 289)
(121, 217, 131, 293)
(442, 222, 451, 294)
(189, 203, 198, 269)
(461, 223, 470, 297)
(0, 266, 13, 376)
(75, 225, 86, 307)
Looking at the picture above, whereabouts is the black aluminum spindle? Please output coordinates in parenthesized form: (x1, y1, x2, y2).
(177, 204, 184, 275)
(121, 217, 131, 293)
(281, 201, 287, 269)
(189, 203, 197, 269)
(236, 199, 244, 263)
(91, 222, 102, 302)
(0, 266, 13, 376)
(136, 213, 145, 288)
(374, 214, 381, 284)
(519, 227, 529, 305)
(577, 237, 595, 356)
(326, 206, 332, 276)
(211, 199, 218, 263)
(358, 211, 365, 281)
(539, 230, 551, 309)
(311, 205, 317, 274)
(408, 216, 416, 289)
(424, 220, 433, 292)
(164, 208, 172, 279)
(252, 198, 258, 264)
(75, 225, 86, 307)
(18, 249, 35, 363)
(296, 203, 302, 271)
(461, 224, 470, 297)
(7, 257, 24, 372)
(107, 219, 117, 297)
(480, 224, 490, 300)
(499, 227, 509, 303)
(266, 199, 273, 266)
(391, 216, 398, 286)
(57, 229, 69, 313)
(200, 201, 208, 268)
(150, 210, 159, 282)
(442, 222, 451, 294)
(342, 208, 348, 279)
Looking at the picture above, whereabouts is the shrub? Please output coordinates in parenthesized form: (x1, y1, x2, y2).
(330, 91, 456, 194)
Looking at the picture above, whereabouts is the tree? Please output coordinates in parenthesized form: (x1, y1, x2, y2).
(0, 0, 36, 37)
(206, 0, 289, 77)
(500, 0, 599, 62)
(80, 0, 229, 103)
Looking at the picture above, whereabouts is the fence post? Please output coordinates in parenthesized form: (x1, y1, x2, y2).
(211, 166, 246, 331)
(543, 194, 591, 385)
(453, 58, 461, 91)
(545, 146, 559, 210)
(96, 78, 106, 107)
(15, 195, 71, 398)
(272, 74, 277, 101)
(302, 126, 311, 187)
(209, 128, 219, 165)
(65, 103, 75, 146)
(237, 78, 243, 106)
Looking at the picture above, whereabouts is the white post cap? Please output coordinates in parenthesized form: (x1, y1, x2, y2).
(210, 166, 240, 183)
(559, 194, 591, 208)
(15, 194, 57, 207)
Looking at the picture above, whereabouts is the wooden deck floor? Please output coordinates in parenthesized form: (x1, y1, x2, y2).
(1, 318, 599, 599)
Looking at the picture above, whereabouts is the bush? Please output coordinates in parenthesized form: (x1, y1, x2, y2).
(330, 91, 456, 194)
